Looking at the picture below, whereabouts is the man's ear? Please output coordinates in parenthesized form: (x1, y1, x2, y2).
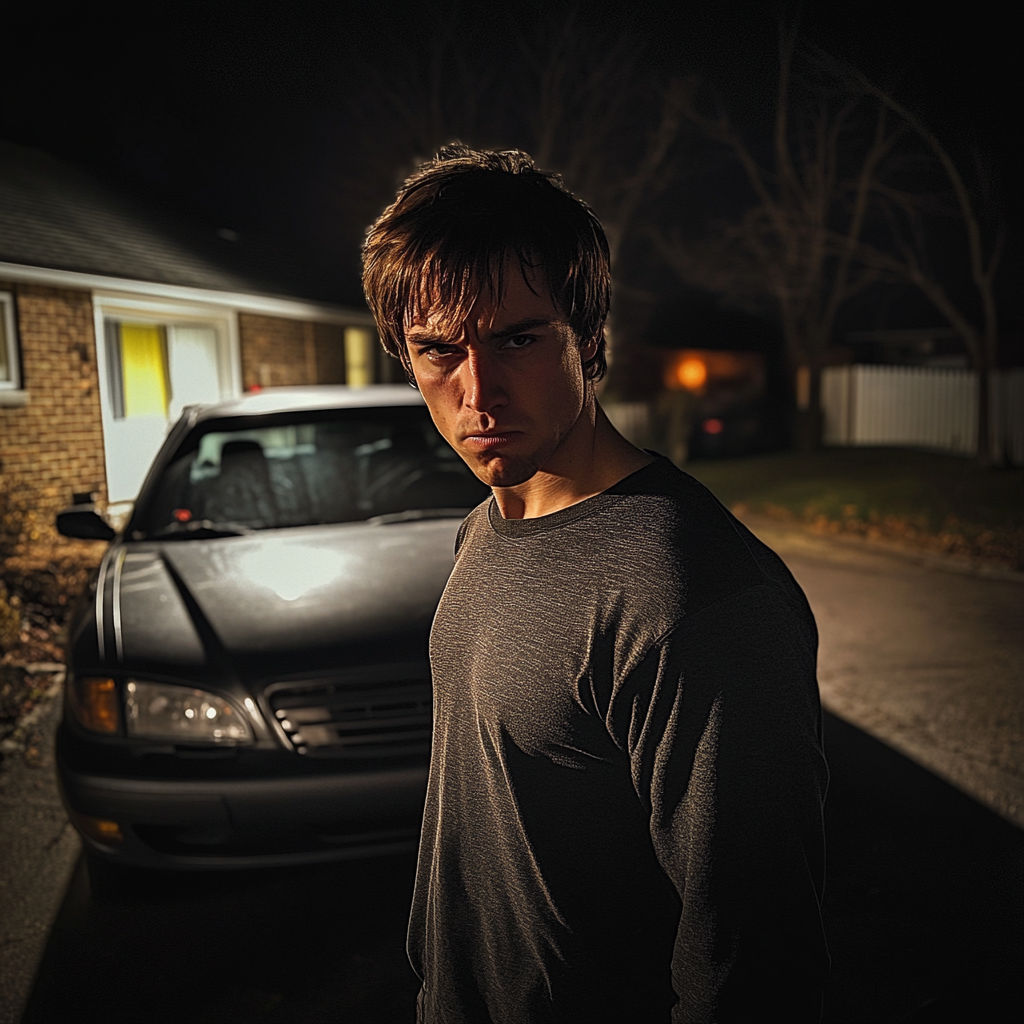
(579, 332, 600, 363)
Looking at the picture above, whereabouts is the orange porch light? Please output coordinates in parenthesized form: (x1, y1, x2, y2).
(676, 357, 708, 391)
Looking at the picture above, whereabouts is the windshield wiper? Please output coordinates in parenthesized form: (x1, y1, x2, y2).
(147, 519, 257, 540)
(367, 508, 472, 526)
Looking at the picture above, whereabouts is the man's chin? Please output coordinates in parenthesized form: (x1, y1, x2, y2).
(467, 454, 539, 489)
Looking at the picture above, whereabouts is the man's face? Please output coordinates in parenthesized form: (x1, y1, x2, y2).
(405, 267, 597, 489)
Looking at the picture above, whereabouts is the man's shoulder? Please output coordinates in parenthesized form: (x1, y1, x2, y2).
(605, 454, 719, 517)
(603, 455, 738, 547)
(452, 458, 805, 621)
(605, 456, 805, 617)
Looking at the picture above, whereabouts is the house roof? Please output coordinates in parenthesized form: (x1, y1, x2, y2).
(0, 142, 361, 312)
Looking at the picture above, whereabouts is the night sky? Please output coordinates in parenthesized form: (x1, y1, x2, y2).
(1, 1, 1019, 310)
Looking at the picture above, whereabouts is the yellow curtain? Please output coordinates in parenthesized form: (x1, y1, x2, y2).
(121, 324, 169, 418)
(344, 327, 375, 387)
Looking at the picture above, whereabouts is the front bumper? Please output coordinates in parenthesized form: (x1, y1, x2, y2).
(59, 757, 429, 870)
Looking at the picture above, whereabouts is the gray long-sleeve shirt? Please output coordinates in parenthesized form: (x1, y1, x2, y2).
(409, 457, 829, 1023)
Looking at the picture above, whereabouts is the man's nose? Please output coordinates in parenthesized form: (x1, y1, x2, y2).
(462, 347, 507, 414)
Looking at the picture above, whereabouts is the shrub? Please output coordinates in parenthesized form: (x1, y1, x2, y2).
(0, 582, 19, 653)
(1, 472, 105, 646)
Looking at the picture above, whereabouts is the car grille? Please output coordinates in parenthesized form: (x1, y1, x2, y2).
(265, 666, 432, 758)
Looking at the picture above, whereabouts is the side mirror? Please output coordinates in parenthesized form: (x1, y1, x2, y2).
(56, 506, 116, 542)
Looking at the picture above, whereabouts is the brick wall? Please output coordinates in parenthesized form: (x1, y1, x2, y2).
(1, 294, 380, 528)
(238, 314, 348, 388)
(238, 314, 378, 389)
(238, 313, 309, 389)
(0, 283, 107, 516)
(313, 322, 347, 384)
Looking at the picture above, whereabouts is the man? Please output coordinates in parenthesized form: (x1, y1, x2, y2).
(362, 144, 829, 1023)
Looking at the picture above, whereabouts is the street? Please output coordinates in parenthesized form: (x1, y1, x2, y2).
(2, 524, 1022, 1023)
(750, 517, 1024, 830)
(768, 526, 1024, 1021)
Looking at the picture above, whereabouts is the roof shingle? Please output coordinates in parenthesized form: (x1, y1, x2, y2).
(0, 142, 334, 301)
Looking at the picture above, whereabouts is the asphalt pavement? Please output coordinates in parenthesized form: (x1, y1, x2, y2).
(747, 516, 1024, 830)
(0, 671, 80, 1024)
(2, 523, 1022, 1023)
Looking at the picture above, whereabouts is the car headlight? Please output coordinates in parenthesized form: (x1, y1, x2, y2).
(125, 681, 252, 743)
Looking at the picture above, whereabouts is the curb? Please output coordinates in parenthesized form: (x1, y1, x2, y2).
(737, 513, 1024, 584)
(0, 663, 66, 761)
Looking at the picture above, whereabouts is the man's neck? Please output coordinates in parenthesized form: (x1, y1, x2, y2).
(491, 400, 653, 520)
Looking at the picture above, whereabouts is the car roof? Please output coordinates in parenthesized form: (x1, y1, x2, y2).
(190, 385, 425, 423)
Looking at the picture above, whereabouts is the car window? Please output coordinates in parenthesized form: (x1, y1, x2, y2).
(138, 406, 489, 534)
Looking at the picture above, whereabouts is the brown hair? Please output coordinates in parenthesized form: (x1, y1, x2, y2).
(362, 143, 609, 382)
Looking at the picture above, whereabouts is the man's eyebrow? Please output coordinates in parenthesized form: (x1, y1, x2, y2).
(489, 318, 558, 339)
(405, 331, 449, 348)
(406, 317, 559, 347)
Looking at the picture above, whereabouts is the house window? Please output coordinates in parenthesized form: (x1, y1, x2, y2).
(95, 298, 238, 503)
(105, 321, 169, 418)
(104, 319, 223, 421)
(0, 291, 19, 390)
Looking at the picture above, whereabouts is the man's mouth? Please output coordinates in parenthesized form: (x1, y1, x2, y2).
(460, 431, 523, 451)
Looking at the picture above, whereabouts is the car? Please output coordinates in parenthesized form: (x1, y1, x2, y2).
(55, 385, 489, 870)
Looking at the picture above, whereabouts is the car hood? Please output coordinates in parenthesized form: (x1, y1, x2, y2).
(99, 518, 462, 681)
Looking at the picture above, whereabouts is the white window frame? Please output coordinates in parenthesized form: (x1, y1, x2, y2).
(92, 293, 242, 418)
(0, 290, 20, 391)
(92, 293, 242, 502)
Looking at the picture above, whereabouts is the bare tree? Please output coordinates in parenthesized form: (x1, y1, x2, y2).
(654, 24, 907, 448)
(819, 52, 1007, 464)
(519, 10, 686, 274)
(655, 25, 1010, 461)
(339, 4, 687, 370)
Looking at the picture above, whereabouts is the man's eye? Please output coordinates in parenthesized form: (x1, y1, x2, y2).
(501, 335, 535, 350)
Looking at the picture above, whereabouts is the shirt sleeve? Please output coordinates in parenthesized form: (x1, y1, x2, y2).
(606, 583, 830, 1023)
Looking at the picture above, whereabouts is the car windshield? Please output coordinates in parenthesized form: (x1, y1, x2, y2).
(137, 405, 489, 536)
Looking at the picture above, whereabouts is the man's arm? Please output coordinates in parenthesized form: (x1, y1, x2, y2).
(610, 584, 829, 1023)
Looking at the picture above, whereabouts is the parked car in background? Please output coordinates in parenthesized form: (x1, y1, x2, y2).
(667, 349, 780, 459)
(55, 385, 488, 870)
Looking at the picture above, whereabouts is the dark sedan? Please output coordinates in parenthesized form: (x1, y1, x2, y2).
(56, 385, 488, 870)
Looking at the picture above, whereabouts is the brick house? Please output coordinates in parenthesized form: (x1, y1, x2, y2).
(0, 143, 390, 517)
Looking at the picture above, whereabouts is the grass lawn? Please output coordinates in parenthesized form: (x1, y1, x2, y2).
(684, 447, 1024, 570)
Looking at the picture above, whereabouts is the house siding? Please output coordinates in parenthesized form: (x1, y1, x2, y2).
(0, 283, 107, 514)
(1, 295, 372, 526)
(312, 322, 348, 385)
(239, 313, 348, 389)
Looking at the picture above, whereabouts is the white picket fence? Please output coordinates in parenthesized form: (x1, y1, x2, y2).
(822, 365, 1024, 465)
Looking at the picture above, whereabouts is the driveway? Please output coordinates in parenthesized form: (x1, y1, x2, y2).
(2, 521, 1021, 1022)
(0, 668, 80, 1024)
(743, 515, 1024, 829)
